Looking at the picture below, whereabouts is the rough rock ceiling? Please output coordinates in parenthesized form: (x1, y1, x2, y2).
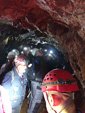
(0, 0, 85, 84)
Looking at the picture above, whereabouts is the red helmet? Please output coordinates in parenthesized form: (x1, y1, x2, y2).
(41, 69, 79, 92)
(14, 55, 29, 66)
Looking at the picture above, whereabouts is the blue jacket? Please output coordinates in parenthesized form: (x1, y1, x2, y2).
(2, 67, 28, 109)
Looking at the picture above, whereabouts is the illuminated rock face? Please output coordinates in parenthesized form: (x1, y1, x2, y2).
(0, 0, 84, 83)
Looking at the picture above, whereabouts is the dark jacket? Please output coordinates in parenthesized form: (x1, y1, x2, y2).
(27, 56, 47, 82)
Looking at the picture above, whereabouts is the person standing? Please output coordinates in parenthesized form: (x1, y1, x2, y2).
(27, 49, 47, 113)
(2, 55, 29, 113)
(0, 49, 19, 84)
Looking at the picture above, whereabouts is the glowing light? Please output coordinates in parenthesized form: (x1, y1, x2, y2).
(28, 63, 32, 67)
(50, 50, 53, 54)
(12, 49, 16, 52)
(30, 49, 33, 52)
(44, 49, 47, 52)
(21, 51, 24, 54)
(49, 54, 51, 56)
(23, 47, 28, 50)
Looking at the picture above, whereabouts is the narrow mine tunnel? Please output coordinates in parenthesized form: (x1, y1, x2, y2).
(0, 0, 85, 113)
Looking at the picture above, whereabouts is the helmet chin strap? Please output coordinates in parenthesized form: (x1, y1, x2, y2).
(44, 92, 72, 113)
(44, 92, 57, 113)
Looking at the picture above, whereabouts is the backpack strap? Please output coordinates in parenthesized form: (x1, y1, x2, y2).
(10, 70, 14, 83)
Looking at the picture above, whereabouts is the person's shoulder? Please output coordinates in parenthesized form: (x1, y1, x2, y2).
(2, 71, 12, 83)
(5, 71, 12, 76)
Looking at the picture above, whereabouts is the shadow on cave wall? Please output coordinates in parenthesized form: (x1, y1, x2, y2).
(0, 24, 74, 75)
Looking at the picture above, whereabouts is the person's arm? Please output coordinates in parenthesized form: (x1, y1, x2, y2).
(2, 72, 12, 89)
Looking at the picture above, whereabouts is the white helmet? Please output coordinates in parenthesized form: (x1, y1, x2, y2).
(7, 49, 19, 58)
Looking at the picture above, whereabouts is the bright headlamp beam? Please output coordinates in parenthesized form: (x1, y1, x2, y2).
(49, 50, 53, 54)
(23, 47, 28, 50)
(12, 49, 16, 52)
(44, 49, 47, 52)
(21, 51, 24, 54)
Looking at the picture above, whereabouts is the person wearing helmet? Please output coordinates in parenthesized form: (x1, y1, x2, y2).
(2, 55, 29, 113)
(41, 69, 84, 113)
(27, 49, 48, 113)
(0, 49, 19, 84)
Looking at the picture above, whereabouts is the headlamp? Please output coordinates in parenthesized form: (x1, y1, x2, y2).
(21, 51, 24, 54)
(12, 49, 16, 52)
(49, 50, 53, 54)
(44, 49, 48, 52)
(23, 47, 28, 51)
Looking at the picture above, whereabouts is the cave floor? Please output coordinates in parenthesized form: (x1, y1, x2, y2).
(20, 97, 48, 113)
